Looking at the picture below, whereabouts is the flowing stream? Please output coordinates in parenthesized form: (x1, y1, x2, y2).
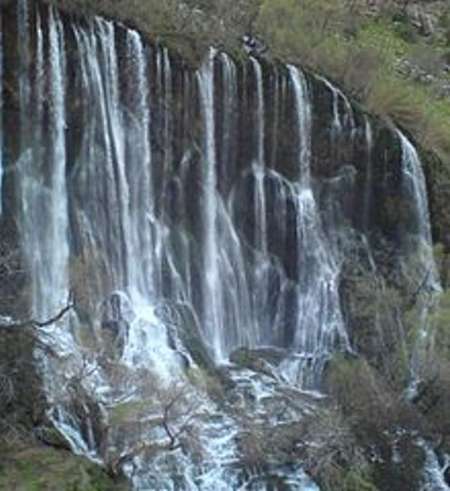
(0, 1, 442, 489)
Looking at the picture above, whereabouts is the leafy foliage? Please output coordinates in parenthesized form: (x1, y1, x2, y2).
(47, 0, 450, 162)
(299, 406, 378, 491)
(256, 0, 450, 163)
(49, 0, 261, 62)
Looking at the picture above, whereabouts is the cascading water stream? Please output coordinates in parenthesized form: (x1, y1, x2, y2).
(0, 10, 3, 215)
(2, 1, 442, 488)
(420, 439, 450, 491)
(17, 0, 30, 144)
(316, 75, 355, 137)
(197, 49, 226, 361)
(363, 117, 374, 233)
(398, 131, 436, 273)
(124, 30, 154, 302)
(15, 5, 84, 453)
(18, 5, 70, 322)
(162, 48, 173, 179)
(250, 57, 267, 254)
(219, 52, 238, 181)
(397, 130, 441, 392)
(249, 57, 276, 347)
(47, 6, 70, 317)
(283, 66, 350, 388)
(71, 19, 186, 381)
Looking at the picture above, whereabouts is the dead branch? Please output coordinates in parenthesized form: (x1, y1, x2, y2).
(67, 353, 100, 390)
(161, 385, 189, 449)
(0, 292, 74, 330)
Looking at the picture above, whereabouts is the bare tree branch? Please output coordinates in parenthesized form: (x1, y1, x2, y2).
(0, 292, 74, 331)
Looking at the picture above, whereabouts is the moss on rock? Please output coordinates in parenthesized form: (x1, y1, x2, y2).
(0, 443, 128, 491)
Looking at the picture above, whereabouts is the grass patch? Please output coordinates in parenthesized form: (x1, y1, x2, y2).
(45, 0, 450, 165)
(0, 443, 126, 491)
(256, 0, 450, 164)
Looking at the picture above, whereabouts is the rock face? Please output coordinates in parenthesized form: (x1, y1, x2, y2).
(100, 293, 132, 359)
(0, 0, 442, 489)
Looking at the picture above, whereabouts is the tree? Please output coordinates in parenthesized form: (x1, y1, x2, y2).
(0, 298, 74, 331)
(106, 382, 201, 477)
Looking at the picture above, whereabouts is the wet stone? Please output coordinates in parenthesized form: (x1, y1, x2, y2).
(100, 292, 134, 359)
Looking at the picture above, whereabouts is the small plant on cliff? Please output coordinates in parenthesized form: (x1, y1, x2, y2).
(49, 0, 262, 62)
(106, 379, 203, 474)
(256, 0, 450, 165)
(324, 356, 428, 490)
(299, 407, 378, 491)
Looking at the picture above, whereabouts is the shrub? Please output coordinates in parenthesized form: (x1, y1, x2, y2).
(256, 0, 354, 65)
(366, 76, 425, 130)
(299, 407, 378, 491)
(420, 101, 450, 161)
(48, 0, 450, 170)
(440, 9, 450, 47)
(50, 0, 261, 62)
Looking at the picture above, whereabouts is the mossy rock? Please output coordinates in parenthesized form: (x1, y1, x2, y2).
(229, 347, 287, 378)
(0, 444, 128, 491)
(165, 302, 234, 397)
(109, 399, 154, 426)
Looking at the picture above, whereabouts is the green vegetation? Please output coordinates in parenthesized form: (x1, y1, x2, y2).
(0, 443, 127, 491)
(319, 269, 450, 489)
(323, 356, 425, 491)
(109, 399, 152, 425)
(48, 0, 450, 167)
(298, 405, 379, 491)
(326, 234, 450, 490)
(48, 0, 260, 63)
(256, 0, 450, 163)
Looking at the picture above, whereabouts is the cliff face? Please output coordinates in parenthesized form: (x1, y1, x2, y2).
(0, 1, 443, 490)
(0, 0, 431, 351)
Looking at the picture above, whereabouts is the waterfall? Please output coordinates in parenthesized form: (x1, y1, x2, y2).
(196, 51, 256, 359)
(124, 29, 154, 301)
(420, 439, 450, 491)
(398, 130, 436, 276)
(285, 66, 349, 388)
(363, 117, 374, 232)
(269, 68, 280, 168)
(47, 6, 70, 317)
(219, 52, 237, 182)
(289, 67, 312, 180)
(18, 6, 70, 321)
(250, 58, 267, 254)
(198, 48, 225, 360)
(162, 48, 173, 178)
(397, 129, 440, 309)
(15, 6, 79, 449)
(397, 131, 441, 391)
(251, 57, 265, 166)
(0, 11, 3, 215)
(17, 0, 30, 144)
(71, 19, 186, 378)
(1, 2, 440, 488)
(249, 57, 275, 347)
(316, 75, 355, 137)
